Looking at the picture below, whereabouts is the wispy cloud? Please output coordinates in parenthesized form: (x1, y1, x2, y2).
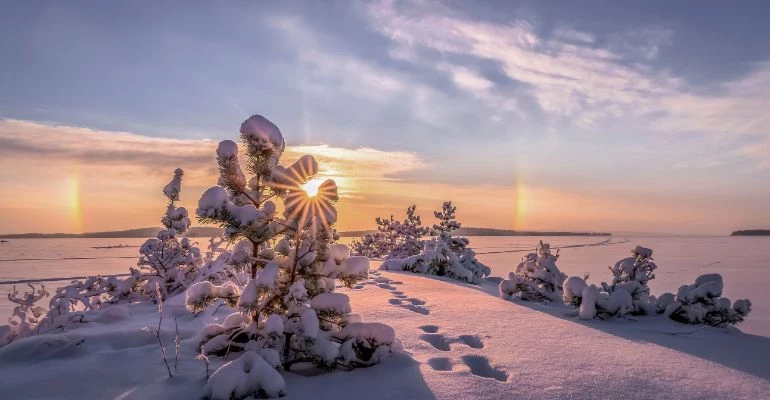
(363, 0, 770, 166)
(0, 119, 429, 232)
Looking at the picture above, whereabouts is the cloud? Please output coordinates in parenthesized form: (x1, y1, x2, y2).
(363, 0, 770, 165)
(0, 119, 429, 232)
(553, 28, 595, 44)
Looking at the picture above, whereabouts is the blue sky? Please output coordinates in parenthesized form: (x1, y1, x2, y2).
(1, 0, 769, 234)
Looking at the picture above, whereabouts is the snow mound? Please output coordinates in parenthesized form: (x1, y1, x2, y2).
(204, 351, 285, 400)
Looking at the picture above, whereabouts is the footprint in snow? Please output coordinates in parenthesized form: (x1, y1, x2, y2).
(418, 331, 485, 350)
(458, 335, 484, 349)
(419, 333, 451, 351)
(460, 355, 508, 382)
(427, 357, 453, 371)
(401, 303, 429, 315)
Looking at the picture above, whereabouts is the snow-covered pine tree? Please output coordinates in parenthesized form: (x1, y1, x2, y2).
(350, 204, 429, 259)
(380, 201, 490, 283)
(138, 168, 202, 301)
(499, 241, 567, 302)
(658, 273, 752, 327)
(186, 115, 394, 398)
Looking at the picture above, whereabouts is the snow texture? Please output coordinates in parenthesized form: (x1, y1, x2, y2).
(204, 351, 286, 399)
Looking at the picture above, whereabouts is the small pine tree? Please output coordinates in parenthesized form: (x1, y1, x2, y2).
(381, 201, 490, 284)
(187, 115, 394, 391)
(350, 204, 429, 259)
(138, 168, 202, 301)
(499, 241, 566, 302)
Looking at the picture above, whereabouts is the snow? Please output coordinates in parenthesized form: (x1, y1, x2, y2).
(342, 256, 370, 278)
(263, 314, 283, 335)
(216, 140, 239, 159)
(2, 235, 770, 400)
(237, 279, 259, 309)
(579, 285, 599, 320)
(563, 275, 588, 303)
(1, 269, 769, 399)
(215, 140, 246, 191)
(162, 168, 184, 201)
(255, 262, 279, 288)
(334, 322, 396, 345)
(197, 186, 229, 218)
(239, 114, 284, 152)
(633, 245, 653, 258)
(204, 351, 286, 400)
(299, 307, 320, 339)
(225, 203, 263, 227)
(329, 243, 351, 262)
(310, 292, 352, 315)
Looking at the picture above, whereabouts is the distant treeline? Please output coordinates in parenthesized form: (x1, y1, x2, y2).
(337, 227, 610, 237)
(0, 227, 225, 239)
(731, 230, 770, 236)
(1, 226, 611, 239)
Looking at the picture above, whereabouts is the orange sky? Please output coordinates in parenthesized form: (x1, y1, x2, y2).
(0, 119, 765, 235)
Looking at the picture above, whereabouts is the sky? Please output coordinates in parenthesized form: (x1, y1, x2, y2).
(1, 0, 769, 235)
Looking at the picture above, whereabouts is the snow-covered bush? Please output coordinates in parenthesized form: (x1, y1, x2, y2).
(0, 170, 202, 344)
(572, 247, 752, 325)
(499, 241, 566, 302)
(660, 274, 752, 327)
(1, 284, 49, 346)
(351, 204, 429, 259)
(380, 202, 490, 284)
(599, 245, 657, 315)
(188, 114, 394, 397)
(567, 246, 656, 319)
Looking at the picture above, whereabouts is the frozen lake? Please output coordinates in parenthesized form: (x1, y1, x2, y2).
(1, 236, 768, 336)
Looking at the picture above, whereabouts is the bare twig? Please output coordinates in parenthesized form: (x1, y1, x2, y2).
(174, 316, 180, 372)
(153, 284, 173, 378)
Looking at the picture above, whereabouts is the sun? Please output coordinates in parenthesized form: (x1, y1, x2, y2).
(300, 178, 325, 197)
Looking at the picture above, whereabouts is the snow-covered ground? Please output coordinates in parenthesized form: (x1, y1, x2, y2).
(3, 236, 770, 336)
(2, 266, 769, 399)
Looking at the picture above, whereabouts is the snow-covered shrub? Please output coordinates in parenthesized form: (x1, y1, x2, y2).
(661, 274, 752, 327)
(39, 272, 142, 331)
(569, 246, 657, 319)
(380, 201, 490, 284)
(1, 284, 49, 346)
(351, 204, 429, 259)
(187, 114, 394, 397)
(599, 245, 657, 315)
(499, 241, 566, 301)
(573, 247, 752, 325)
(0, 170, 203, 344)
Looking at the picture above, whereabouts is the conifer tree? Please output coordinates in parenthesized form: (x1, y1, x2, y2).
(187, 115, 395, 395)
